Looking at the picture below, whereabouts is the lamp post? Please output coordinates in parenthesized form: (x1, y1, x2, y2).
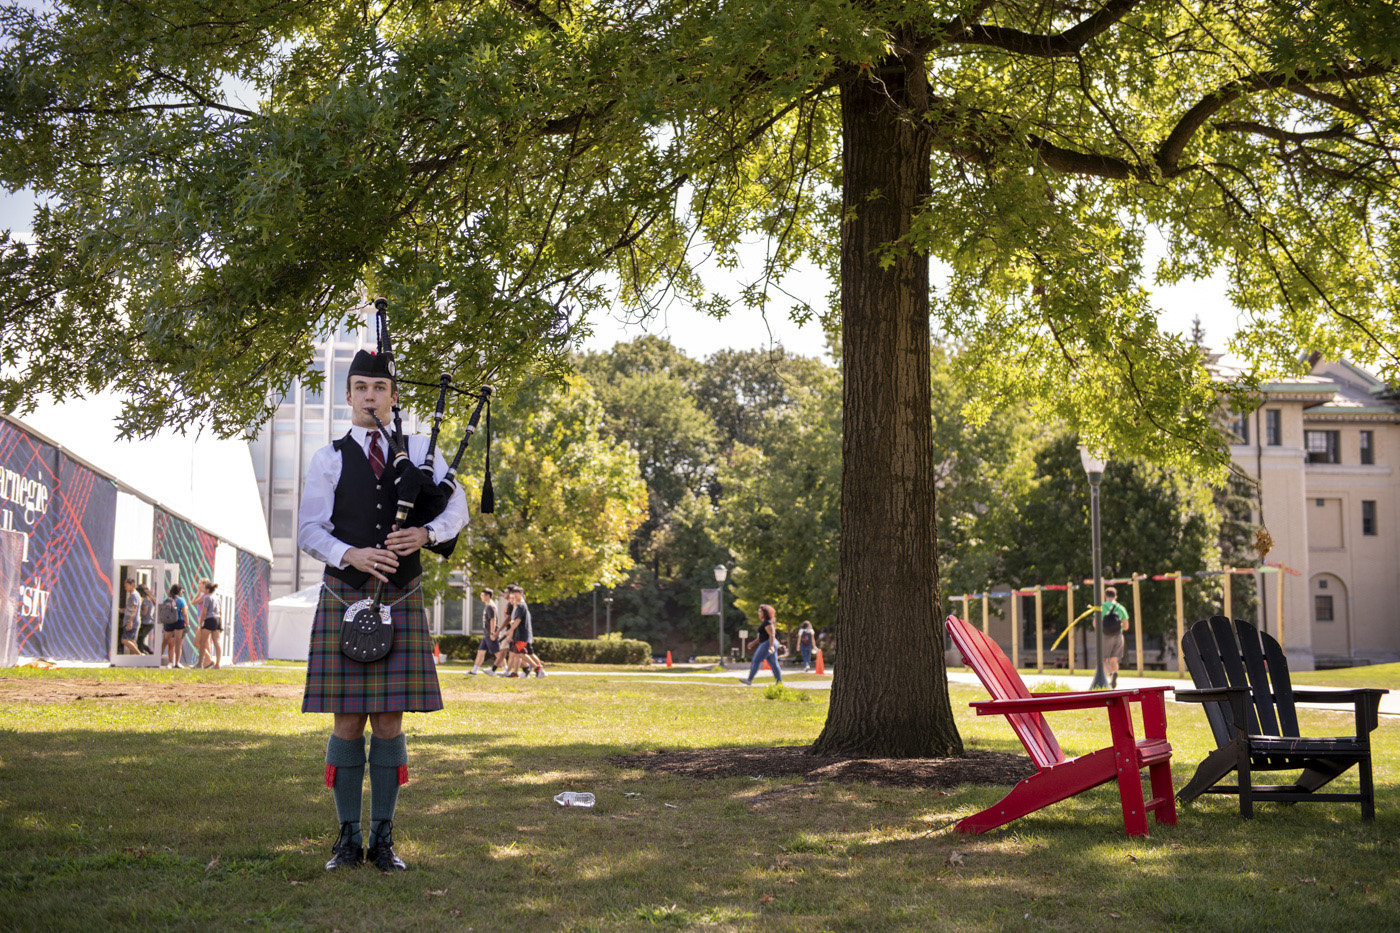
(1079, 445, 1110, 690)
(592, 586, 597, 640)
(714, 564, 728, 665)
(604, 595, 613, 636)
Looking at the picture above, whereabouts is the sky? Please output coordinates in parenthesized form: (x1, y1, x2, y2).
(1, 186, 1245, 363)
(575, 240, 1245, 363)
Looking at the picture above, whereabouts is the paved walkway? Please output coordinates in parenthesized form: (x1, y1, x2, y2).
(20, 658, 1397, 717)
(437, 665, 1400, 717)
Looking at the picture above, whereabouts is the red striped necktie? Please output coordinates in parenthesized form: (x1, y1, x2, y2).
(368, 432, 385, 479)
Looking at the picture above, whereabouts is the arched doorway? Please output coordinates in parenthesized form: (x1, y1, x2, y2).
(1310, 573, 1350, 662)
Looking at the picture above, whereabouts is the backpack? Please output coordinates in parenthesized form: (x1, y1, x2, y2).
(1101, 603, 1125, 634)
(157, 598, 178, 626)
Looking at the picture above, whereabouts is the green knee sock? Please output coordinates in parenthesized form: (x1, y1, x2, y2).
(325, 734, 366, 848)
(368, 733, 408, 845)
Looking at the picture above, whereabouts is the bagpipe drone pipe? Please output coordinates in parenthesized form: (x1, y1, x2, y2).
(370, 298, 495, 560)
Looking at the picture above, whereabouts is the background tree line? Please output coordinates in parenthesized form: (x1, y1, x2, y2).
(436, 335, 1255, 655)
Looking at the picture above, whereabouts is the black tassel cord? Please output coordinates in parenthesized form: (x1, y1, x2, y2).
(480, 394, 494, 514)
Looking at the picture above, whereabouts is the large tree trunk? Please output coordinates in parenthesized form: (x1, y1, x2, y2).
(810, 51, 963, 758)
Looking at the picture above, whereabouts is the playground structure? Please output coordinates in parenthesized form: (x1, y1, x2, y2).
(950, 561, 1302, 677)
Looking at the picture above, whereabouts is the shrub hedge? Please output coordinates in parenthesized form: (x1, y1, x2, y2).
(433, 634, 652, 665)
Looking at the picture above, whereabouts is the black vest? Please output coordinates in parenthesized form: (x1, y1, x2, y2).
(324, 433, 423, 589)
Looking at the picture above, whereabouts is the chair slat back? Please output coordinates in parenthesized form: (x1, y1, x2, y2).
(1181, 619, 1235, 746)
(1252, 620, 1300, 737)
(1233, 619, 1282, 735)
(1208, 616, 1264, 735)
(945, 615, 1065, 768)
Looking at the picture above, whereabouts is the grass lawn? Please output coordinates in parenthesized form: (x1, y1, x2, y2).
(0, 666, 1396, 931)
(1286, 662, 1400, 691)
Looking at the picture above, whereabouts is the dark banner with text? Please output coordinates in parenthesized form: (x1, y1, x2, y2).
(0, 420, 117, 660)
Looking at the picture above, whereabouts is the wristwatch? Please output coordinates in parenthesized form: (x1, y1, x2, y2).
(425, 526, 439, 547)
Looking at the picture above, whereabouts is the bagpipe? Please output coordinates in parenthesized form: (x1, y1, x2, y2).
(339, 297, 494, 663)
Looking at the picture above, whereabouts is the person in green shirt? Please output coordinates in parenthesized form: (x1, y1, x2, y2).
(1099, 586, 1130, 688)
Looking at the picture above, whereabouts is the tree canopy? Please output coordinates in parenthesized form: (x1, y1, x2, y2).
(3, 1, 1396, 450)
(4, 0, 1398, 755)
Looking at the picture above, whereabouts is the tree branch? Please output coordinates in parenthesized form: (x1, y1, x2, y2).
(947, 0, 1144, 58)
(1155, 62, 1393, 176)
(1212, 121, 1351, 144)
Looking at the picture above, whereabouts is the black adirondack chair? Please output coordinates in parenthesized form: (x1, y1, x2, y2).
(1176, 616, 1387, 820)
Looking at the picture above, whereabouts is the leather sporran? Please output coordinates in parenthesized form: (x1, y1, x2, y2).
(340, 598, 394, 662)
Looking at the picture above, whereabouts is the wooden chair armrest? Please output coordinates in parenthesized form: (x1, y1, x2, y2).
(1174, 686, 1253, 736)
(1290, 687, 1388, 702)
(1173, 686, 1250, 703)
(971, 687, 1166, 715)
(1292, 688, 1387, 735)
(1025, 686, 1172, 698)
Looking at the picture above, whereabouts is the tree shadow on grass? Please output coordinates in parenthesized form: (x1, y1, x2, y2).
(1, 727, 1396, 932)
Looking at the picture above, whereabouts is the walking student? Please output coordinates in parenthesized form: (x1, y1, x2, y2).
(119, 578, 141, 655)
(298, 349, 467, 872)
(740, 604, 783, 686)
(1099, 586, 1131, 689)
(137, 583, 155, 654)
(194, 580, 223, 669)
(503, 585, 545, 677)
(797, 620, 816, 672)
(161, 584, 188, 668)
(469, 588, 501, 675)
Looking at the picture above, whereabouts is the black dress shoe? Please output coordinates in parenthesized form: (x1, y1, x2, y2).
(325, 822, 364, 871)
(367, 821, 407, 872)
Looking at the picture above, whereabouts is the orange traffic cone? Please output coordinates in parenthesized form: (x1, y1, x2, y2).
(763, 659, 772, 671)
(432, 642, 442, 665)
(814, 649, 825, 675)
(665, 650, 673, 668)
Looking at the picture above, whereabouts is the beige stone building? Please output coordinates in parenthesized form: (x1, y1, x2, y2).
(1230, 358, 1400, 670)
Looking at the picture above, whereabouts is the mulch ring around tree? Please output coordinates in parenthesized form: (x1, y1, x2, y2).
(610, 745, 1034, 789)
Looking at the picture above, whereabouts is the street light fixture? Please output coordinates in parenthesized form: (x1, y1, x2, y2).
(714, 564, 728, 665)
(1079, 445, 1110, 690)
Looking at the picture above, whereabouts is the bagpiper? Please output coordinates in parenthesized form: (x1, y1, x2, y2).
(297, 339, 470, 872)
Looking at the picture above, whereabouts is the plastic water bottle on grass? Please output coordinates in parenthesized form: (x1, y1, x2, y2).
(554, 791, 595, 807)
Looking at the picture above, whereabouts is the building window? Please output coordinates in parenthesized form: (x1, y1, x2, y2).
(1265, 409, 1282, 446)
(1305, 430, 1340, 464)
(1362, 500, 1377, 536)
(1226, 412, 1249, 444)
(1314, 595, 1334, 622)
(1360, 430, 1374, 465)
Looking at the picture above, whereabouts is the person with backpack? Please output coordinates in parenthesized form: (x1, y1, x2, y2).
(160, 584, 188, 668)
(1099, 586, 1131, 689)
(797, 620, 816, 672)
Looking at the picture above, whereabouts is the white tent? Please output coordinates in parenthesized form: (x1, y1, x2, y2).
(17, 393, 272, 561)
(267, 585, 320, 661)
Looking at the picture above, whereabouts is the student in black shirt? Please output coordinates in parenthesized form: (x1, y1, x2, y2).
(740, 604, 784, 685)
(503, 585, 547, 678)
(470, 589, 502, 675)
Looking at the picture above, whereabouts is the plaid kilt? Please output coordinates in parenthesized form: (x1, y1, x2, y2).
(302, 574, 443, 714)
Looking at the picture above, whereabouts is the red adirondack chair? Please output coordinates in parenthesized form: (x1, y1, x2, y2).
(945, 615, 1177, 837)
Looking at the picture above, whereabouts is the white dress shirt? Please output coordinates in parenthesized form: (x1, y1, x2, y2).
(297, 423, 469, 570)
